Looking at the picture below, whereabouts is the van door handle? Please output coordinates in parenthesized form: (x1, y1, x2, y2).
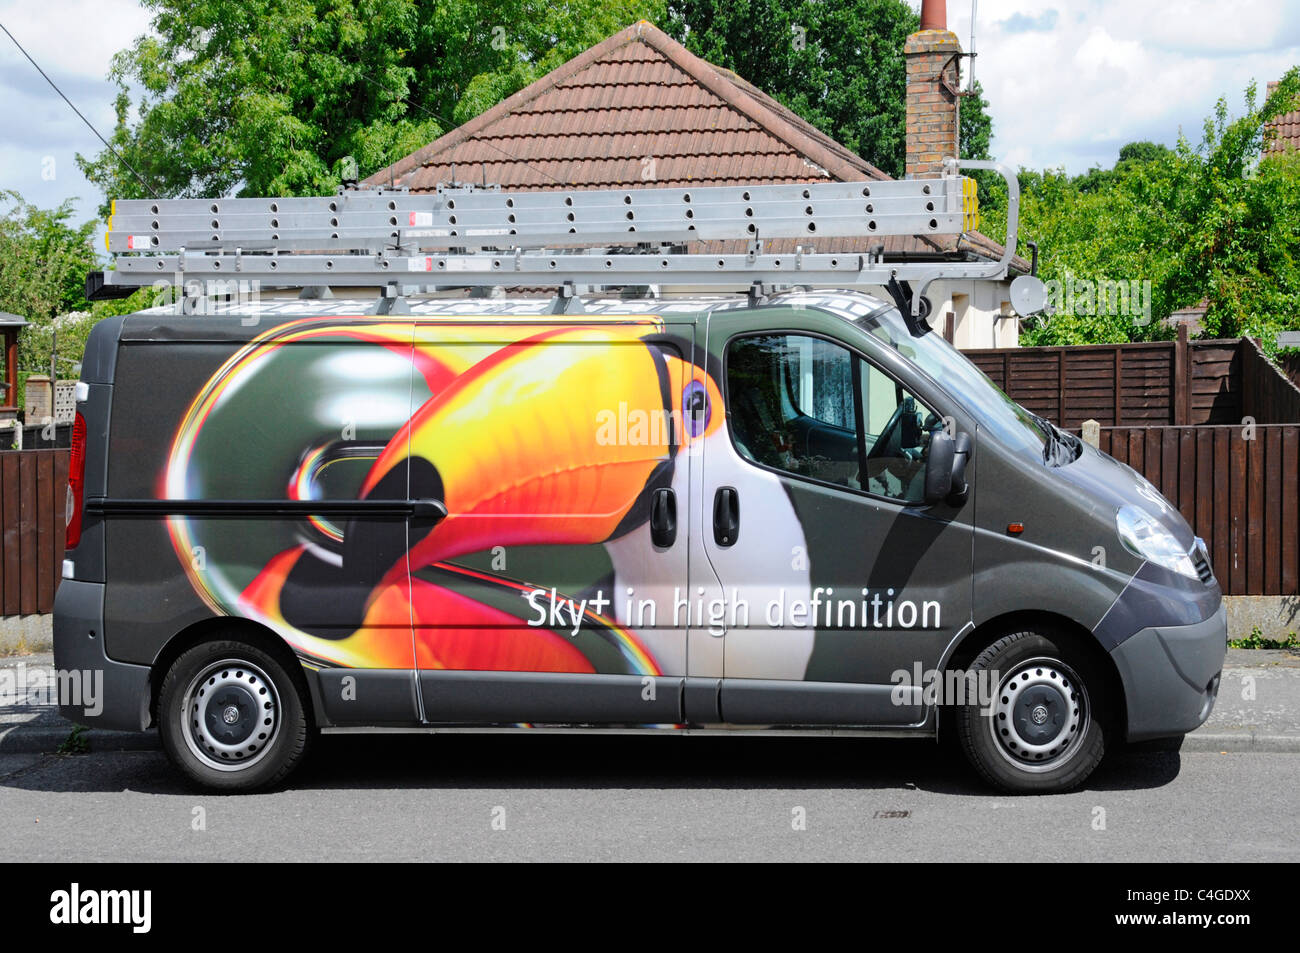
(650, 487, 676, 547)
(713, 486, 739, 547)
(409, 498, 448, 523)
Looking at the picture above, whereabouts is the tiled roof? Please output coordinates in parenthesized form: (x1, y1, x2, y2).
(365, 21, 1021, 266)
(1265, 81, 1300, 155)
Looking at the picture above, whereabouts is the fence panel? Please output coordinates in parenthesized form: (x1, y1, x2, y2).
(964, 337, 1296, 427)
(0, 449, 69, 616)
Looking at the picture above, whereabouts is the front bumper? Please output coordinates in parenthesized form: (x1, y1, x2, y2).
(52, 579, 153, 731)
(1109, 603, 1227, 742)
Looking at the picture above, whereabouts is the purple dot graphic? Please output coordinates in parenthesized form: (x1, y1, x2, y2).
(683, 380, 711, 437)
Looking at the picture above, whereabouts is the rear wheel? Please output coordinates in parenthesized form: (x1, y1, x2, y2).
(158, 638, 310, 792)
(956, 630, 1107, 793)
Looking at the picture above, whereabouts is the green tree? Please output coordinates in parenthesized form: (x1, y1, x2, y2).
(663, 0, 994, 178)
(79, 0, 665, 211)
(0, 193, 99, 373)
(1158, 73, 1300, 343)
(0, 193, 97, 322)
(79, 0, 441, 210)
(979, 71, 1300, 347)
(0, 193, 157, 394)
(960, 79, 993, 162)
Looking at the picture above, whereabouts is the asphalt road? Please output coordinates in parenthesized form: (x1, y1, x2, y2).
(0, 734, 1295, 862)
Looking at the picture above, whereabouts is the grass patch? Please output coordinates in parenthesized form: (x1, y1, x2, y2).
(56, 724, 89, 755)
(1229, 626, 1300, 650)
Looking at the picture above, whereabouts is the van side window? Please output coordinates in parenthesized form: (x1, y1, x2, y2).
(725, 333, 941, 503)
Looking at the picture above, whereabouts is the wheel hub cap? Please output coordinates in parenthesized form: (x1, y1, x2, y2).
(181, 659, 280, 772)
(991, 659, 1087, 769)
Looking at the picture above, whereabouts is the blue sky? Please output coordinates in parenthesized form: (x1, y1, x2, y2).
(1, 0, 1299, 226)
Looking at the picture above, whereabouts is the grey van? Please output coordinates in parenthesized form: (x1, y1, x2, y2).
(55, 290, 1226, 793)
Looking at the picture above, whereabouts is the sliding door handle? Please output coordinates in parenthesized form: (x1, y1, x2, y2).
(713, 486, 739, 547)
(650, 487, 677, 548)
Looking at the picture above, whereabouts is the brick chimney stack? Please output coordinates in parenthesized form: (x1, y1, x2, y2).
(905, 0, 962, 178)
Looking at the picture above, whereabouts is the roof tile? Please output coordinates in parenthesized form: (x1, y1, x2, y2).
(1264, 80, 1300, 154)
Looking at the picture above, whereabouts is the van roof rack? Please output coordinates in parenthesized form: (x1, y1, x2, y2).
(90, 158, 1023, 322)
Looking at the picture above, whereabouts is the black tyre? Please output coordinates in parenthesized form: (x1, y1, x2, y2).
(956, 630, 1107, 794)
(158, 638, 311, 792)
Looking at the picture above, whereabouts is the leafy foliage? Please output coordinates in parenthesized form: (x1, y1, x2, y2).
(959, 79, 993, 163)
(978, 70, 1300, 347)
(0, 193, 99, 378)
(0, 193, 156, 391)
(79, 0, 668, 211)
(1229, 626, 1299, 650)
(663, 0, 993, 177)
(0, 192, 97, 324)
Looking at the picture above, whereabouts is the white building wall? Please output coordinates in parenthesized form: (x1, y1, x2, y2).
(925, 278, 1019, 349)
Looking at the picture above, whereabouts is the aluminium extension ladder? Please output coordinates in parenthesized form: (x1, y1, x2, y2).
(91, 158, 1024, 321)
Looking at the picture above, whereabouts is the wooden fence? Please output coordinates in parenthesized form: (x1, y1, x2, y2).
(0, 449, 68, 616)
(964, 332, 1300, 428)
(1092, 425, 1298, 596)
(1240, 338, 1300, 424)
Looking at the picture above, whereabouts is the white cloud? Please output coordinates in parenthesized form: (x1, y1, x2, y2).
(947, 0, 1300, 173)
(0, 0, 152, 224)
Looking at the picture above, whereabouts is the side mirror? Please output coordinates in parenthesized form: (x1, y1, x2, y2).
(925, 431, 954, 503)
(924, 430, 972, 505)
(949, 431, 972, 504)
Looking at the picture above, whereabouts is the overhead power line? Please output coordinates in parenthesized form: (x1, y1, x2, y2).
(0, 19, 159, 198)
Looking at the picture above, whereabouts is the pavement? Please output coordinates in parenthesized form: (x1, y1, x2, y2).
(2, 648, 1299, 756)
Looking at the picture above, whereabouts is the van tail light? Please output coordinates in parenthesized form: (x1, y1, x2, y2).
(66, 410, 87, 550)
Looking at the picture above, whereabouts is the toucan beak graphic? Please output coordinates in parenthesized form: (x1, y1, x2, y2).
(238, 325, 722, 674)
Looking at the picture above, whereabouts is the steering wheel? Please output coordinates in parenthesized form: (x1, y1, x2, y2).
(867, 403, 905, 461)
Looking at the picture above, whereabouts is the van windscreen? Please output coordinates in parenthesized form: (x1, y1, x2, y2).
(855, 306, 1051, 463)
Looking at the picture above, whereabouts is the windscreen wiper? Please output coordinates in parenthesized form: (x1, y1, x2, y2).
(1026, 411, 1064, 465)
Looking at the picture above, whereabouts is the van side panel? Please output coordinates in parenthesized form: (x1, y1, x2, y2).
(101, 320, 421, 688)
(971, 435, 1138, 633)
(102, 341, 245, 664)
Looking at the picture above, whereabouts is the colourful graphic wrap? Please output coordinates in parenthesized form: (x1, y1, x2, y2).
(164, 316, 723, 676)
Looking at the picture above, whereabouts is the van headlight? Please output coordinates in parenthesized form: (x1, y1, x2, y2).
(1116, 505, 1198, 579)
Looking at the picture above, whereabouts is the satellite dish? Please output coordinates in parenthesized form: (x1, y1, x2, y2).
(1010, 275, 1048, 315)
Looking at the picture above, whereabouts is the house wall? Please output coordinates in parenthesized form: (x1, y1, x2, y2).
(926, 279, 1018, 349)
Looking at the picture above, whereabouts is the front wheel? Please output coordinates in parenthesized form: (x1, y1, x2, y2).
(956, 631, 1107, 793)
(158, 638, 311, 792)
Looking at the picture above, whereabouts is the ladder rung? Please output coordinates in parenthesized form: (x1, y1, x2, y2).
(107, 177, 973, 253)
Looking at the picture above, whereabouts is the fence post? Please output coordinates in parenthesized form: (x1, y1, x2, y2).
(1081, 419, 1101, 448)
(1173, 323, 1189, 425)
